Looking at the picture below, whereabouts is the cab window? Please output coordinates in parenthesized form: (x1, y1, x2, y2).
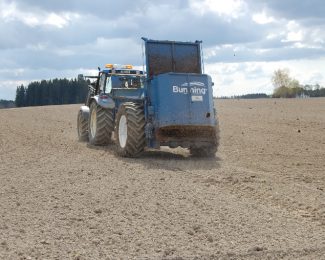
(111, 75, 144, 89)
(99, 73, 106, 93)
(105, 77, 112, 93)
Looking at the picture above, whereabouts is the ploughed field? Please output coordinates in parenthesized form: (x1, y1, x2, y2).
(0, 98, 324, 259)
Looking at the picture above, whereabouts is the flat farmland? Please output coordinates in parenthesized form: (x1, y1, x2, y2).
(0, 98, 324, 259)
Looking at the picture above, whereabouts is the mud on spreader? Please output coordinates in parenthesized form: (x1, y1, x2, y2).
(77, 38, 219, 157)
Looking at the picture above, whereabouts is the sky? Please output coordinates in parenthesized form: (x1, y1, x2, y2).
(1, 0, 325, 99)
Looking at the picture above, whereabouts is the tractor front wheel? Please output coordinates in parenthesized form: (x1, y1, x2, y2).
(77, 110, 88, 142)
(88, 102, 114, 145)
(115, 102, 145, 157)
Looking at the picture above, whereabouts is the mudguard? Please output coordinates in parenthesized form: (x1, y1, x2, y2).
(93, 95, 115, 109)
(79, 105, 90, 120)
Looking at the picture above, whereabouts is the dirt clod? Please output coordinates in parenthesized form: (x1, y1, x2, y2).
(94, 209, 103, 214)
(248, 246, 267, 252)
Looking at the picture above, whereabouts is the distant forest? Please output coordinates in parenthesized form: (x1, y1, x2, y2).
(7, 76, 325, 108)
(271, 69, 325, 98)
(272, 84, 325, 98)
(304, 85, 325, 97)
(219, 93, 269, 99)
(219, 85, 325, 99)
(15, 78, 88, 107)
(0, 99, 15, 109)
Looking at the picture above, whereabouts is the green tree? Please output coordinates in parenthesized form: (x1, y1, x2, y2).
(272, 69, 291, 89)
(272, 69, 303, 98)
(15, 85, 26, 107)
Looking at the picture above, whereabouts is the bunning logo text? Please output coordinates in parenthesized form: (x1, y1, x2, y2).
(172, 81, 207, 95)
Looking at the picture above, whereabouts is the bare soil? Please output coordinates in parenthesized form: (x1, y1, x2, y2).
(0, 98, 324, 259)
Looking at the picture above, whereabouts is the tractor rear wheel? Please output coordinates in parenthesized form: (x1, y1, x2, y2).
(115, 102, 145, 157)
(190, 124, 220, 157)
(77, 110, 88, 142)
(88, 102, 114, 145)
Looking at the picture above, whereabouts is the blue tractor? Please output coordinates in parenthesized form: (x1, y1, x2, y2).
(77, 38, 219, 157)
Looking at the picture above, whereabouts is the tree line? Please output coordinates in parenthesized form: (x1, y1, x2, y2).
(15, 78, 88, 107)
(0, 100, 15, 109)
(219, 93, 269, 99)
(272, 69, 325, 98)
(11, 70, 325, 105)
(220, 69, 325, 99)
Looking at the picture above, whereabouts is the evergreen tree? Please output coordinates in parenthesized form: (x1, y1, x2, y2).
(15, 85, 26, 107)
(15, 78, 88, 107)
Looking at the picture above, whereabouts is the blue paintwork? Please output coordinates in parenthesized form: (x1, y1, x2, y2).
(94, 38, 217, 149)
(111, 87, 145, 110)
(112, 87, 145, 99)
(147, 73, 215, 128)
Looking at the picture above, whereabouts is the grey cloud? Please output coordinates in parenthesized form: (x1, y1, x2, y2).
(0, 0, 269, 69)
(1, 0, 325, 99)
(9, 0, 190, 19)
(0, 38, 143, 71)
(207, 44, 325, 63)
(0, 0, 265, 48)
(246, 0, 325, 22)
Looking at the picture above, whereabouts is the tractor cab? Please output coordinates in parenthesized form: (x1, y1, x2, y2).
(83, 64, 146, 110)
(83, 64, 145, 108)
(97, 64, 145, 95)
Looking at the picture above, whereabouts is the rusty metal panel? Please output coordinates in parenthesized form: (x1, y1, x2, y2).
(144, 39, 202, 77)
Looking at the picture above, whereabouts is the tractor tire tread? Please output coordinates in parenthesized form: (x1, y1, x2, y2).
(77, 110, 88, 142)
(89, 102, 114, 145)
(116, 102, 145, 157)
